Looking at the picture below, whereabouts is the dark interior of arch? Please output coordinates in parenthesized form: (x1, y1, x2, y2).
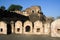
(25, 26, 30, 32)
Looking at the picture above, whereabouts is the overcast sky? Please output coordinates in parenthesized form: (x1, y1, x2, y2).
(0, 0, 60, 18)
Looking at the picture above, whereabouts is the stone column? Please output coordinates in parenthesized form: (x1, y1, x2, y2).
(10, 21, 14, 34)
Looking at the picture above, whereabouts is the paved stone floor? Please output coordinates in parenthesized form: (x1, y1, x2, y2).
(0, 34, 60, 40)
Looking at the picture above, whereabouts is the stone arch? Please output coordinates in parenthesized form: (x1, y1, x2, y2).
(10, 21, 14, 33)
(23, 20, 32, 34)
(51, 19, 60, 37)
(0, 21, 7, 34)
(34, 20, 43, 35)
(15, 21, 22, 34)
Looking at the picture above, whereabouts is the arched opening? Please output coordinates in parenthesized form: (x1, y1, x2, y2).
(36, 28, 40, 32)
(0, 28, 3, 32)
(25, 26, 30, 32)
(32, 10, 34, 13)
(38, 10, 40, 13)
(57, 29, 60, 34)
(1, 28, 3, 32)
(7, 24, 11, 34)
(17, 28, 20, 32)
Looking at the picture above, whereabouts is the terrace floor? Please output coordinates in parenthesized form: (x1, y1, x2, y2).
(0, 34, 60, 40)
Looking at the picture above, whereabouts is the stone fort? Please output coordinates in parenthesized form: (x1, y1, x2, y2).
(0, 6, 60, 37)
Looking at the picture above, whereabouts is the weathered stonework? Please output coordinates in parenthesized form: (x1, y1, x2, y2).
(0, 21, 7, 34)
(51, 19, 60, 37)
(15, 21, 22, 34)
(0, 6, 56, 37)
(33, 20, 43, 35)
(23, 20, 33, 34)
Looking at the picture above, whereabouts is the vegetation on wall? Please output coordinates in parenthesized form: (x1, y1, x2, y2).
(7, 4, 23, 11)
(0, 6, 5, 10)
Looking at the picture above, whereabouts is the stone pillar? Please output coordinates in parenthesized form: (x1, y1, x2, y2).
(10, 21, 14, 34)
(44, 23, 50, 35)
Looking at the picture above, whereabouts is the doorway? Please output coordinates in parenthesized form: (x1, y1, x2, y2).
(25, 26, 30, 32)
(57, 29, 60, 34)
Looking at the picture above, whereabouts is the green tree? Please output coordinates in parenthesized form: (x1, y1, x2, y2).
(7, 4, 23, 11)
(0, 6, 5, 10)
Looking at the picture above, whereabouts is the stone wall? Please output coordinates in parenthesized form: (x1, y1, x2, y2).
(51, 19, 60, 37)
(0, 21, 7, 34)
